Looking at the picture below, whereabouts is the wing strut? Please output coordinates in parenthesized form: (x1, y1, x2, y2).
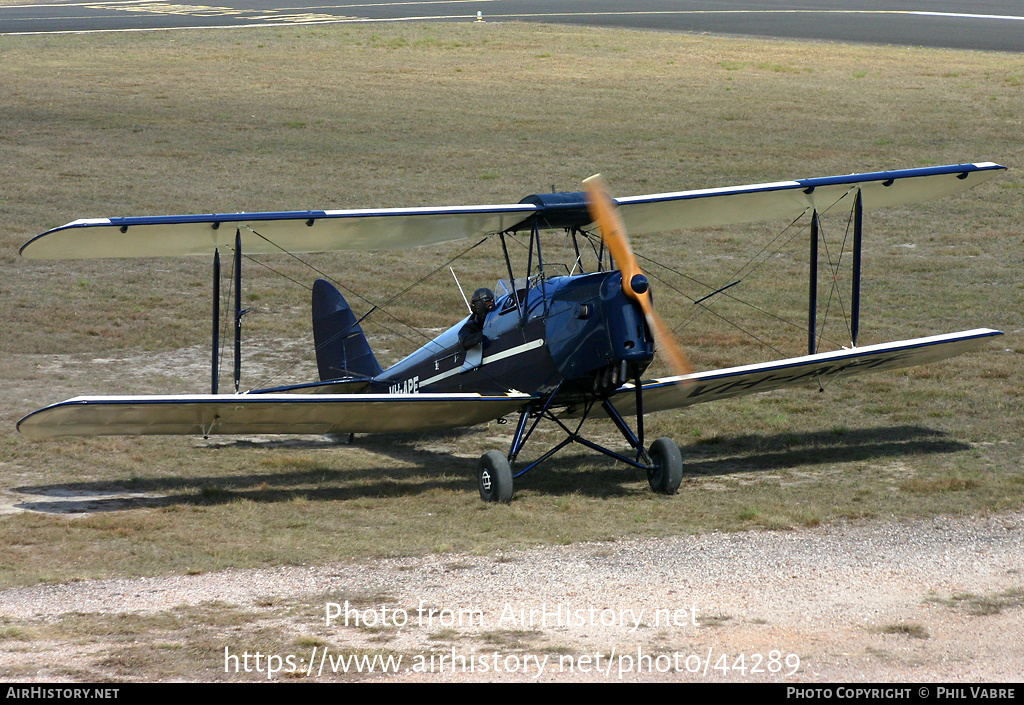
(806, 187, 864, 352)
(212, 248, 220, 394)
(851, 188, 864, 346)
(808, 211, 818, 355)
(233, 229, 246, 393)
(210, 229, 247, 395)
(208, 230, 247, 395)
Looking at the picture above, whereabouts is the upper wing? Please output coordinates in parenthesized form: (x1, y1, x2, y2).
(617, 162, 1006, 234)
(19, 204, 538, 260)
(20, 163, 1004, 259)
(17, 392, 533, 439)
(580, 329, 1003, 417)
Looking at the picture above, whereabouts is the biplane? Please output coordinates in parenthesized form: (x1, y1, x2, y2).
(17, 163, 1005, 502)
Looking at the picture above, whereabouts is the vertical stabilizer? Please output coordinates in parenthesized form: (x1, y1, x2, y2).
(311, 279, 383, 381)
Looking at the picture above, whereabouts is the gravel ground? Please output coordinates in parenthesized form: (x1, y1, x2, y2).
(1, 511, 1022, 682)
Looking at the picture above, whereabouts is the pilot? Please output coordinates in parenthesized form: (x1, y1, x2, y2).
(459, 287, 495, 350)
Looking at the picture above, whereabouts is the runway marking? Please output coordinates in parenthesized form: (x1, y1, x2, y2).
(82, 1, 350, 22)
(910, 11, 1024, 22)
(3, 7, 1023, 37)
(3, 0, 495, 8)
(473, 10, 1024, 23)
(288, 0, 500, 8)
(84, 3, 243, 16)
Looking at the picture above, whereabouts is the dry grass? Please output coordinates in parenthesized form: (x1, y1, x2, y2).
(879, 622, 930, 639)
(928, 588, 1024, 616)
(0, 22, 1022, 588)
(0, 600, 408, 681)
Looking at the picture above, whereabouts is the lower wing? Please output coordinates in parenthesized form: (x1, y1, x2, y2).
(18, 330, 1001, 437)
(586, 328, 1002, 416)
(17, 392, 533, 439)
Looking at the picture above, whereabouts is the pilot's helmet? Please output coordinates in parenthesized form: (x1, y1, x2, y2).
(471, 287, 495, 317)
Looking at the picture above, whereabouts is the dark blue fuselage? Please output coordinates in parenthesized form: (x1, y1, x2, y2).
(372, 271, 655, 405)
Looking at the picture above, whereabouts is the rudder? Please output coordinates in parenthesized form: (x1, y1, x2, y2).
(311, 279, 383, 381)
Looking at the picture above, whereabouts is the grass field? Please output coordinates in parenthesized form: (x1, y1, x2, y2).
(1, 22, 1022, 589)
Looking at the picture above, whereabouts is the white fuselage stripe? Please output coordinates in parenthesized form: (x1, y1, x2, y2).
(419, 338, 545, 388)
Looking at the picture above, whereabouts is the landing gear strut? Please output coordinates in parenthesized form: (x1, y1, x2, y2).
(475, 380, 684, 502)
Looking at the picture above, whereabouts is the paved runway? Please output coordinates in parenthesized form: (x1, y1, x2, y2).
(1, 0, 1022, 52)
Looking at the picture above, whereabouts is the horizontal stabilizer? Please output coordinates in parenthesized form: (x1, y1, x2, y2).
(17, 392, 533, 439)
(585, 328, 1003, 417)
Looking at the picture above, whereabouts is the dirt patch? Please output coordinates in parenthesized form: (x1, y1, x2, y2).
(1, 511, 1021, 682)
(0, 488, 170, 516)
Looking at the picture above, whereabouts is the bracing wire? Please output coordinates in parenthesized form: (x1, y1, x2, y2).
(239, 226, 493, 391)
(576, 206, 858, 356)
(814, 201, 858, 351)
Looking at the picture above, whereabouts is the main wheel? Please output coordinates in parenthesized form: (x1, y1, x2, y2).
(478, 450, 514, 503)
(647, 437, 682, 494)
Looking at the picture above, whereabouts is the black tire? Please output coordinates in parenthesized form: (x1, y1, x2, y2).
(647, 437, 683, 494)
(478, 450, 514, 503)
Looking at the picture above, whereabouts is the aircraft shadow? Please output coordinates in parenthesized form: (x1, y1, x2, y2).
(678, 425, 971, 478)
(11, 425, 968, 511)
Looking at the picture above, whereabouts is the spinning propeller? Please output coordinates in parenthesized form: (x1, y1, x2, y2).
(583, 174, 694, 379)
